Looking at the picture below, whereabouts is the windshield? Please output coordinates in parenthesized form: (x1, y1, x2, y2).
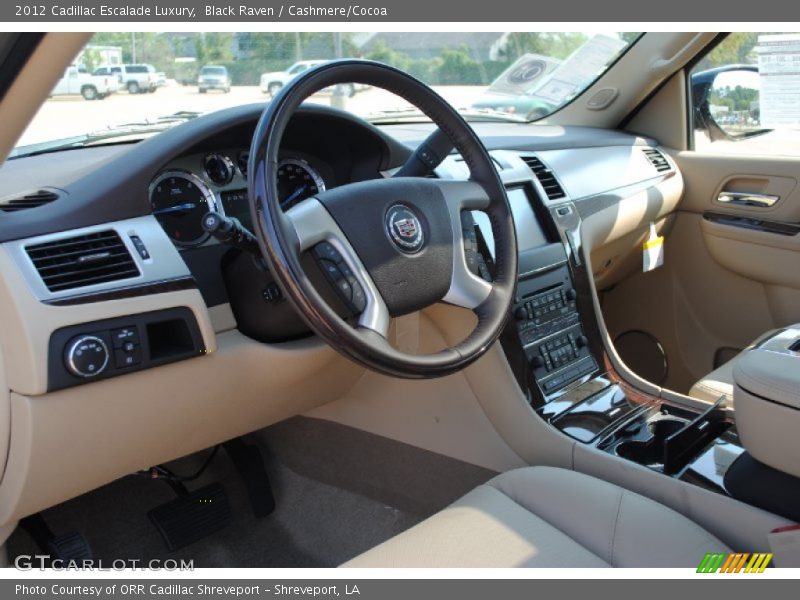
(15, 31, 639, 156)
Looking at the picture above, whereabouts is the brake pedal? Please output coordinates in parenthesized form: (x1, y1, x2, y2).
(148, 483, 232, 551)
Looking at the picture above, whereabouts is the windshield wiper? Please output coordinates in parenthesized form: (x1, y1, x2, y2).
(9, 111, 202, 159)
(367, 107, 527, 125)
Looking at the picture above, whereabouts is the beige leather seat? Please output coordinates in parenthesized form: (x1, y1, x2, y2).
(689, 358, 737, 406)
(343, 467, 729, 567)
(689, 328, 780, 406)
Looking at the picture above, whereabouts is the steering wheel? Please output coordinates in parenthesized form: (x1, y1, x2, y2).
(248, 60, 517, 379)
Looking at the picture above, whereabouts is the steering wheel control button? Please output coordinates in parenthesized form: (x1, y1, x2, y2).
(110, 326, 139, 348)
(313, 242, 341, 262)
(312, 242, 367, 315)
(64, 335, 110, 378)
(262, 282, 283, 303)
(385, 204, 424, 253)
(114, 344, 142, 369)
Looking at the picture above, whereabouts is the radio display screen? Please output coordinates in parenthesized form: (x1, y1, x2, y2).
(471, 186, 549, 258)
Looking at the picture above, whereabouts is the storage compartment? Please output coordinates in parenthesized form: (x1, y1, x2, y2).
(733, 330, 800, 479)
(147, 318, 195, 361)
(600, 401, 730, 475)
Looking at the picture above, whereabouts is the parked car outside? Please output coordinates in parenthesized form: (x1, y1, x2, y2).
(51, 65, 116, 100)
(94, 64, 158, 94)
(198, 65, 231, 93)
(260, 60, 368, 97)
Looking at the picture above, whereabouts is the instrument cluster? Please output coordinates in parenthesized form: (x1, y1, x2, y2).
(149, 149, 330, 248)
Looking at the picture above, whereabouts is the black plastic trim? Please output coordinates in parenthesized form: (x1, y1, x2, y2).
(725, 452, 800, 523)
(704, 211, 800, 236)
(47, 307, 205, 392)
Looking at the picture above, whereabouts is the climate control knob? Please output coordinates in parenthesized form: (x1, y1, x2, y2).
(65, 335, 109, 378)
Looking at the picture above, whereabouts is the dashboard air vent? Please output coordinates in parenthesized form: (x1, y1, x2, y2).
(521, 156, 566, 200)
(642, 148, 671, 172)
(0, 189, 60, 212)
(25, 230, 140, 293)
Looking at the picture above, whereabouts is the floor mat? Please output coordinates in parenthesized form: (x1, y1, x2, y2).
(6, 417, 496, 567)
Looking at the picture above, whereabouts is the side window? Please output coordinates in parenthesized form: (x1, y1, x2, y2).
(691, 33, 800, 155)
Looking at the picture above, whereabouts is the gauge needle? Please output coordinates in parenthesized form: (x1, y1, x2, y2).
(282, 185, 309, 207)
(152, 203, 196, 215)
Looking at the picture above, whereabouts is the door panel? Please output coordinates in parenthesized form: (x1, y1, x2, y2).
(601, 151, 800, 394)
(677, 153, 800, 220)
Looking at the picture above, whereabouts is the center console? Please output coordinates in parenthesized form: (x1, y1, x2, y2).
(475, 153, 748, 505)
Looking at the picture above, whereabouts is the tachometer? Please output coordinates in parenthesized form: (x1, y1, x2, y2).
(277, 158, 326, 209)
(149, 170, 218, 246)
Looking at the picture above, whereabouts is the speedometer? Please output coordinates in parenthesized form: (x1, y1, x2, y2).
(277, 158, 326, 209)
(149, 170, 218, 246)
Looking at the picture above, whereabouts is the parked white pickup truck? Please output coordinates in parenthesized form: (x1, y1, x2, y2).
(51, 66, 116, 100)
(260, 60, 368, 97)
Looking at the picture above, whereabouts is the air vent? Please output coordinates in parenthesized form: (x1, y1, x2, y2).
(0, 189, 60, 212)
(25, 230, 140, 293)
(521, 156, 566, 200)
(642, 148, 671, 173)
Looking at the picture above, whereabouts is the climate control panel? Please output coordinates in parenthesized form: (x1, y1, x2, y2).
(513, 259, 597, 397)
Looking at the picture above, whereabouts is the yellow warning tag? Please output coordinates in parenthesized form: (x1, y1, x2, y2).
(643, 222, 664, 272)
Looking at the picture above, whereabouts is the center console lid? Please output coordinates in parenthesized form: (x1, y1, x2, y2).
(734, 326, 800, 479)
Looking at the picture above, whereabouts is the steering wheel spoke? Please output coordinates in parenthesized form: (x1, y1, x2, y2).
(434, 180, 494, 309)
(285, 198, 390, 337)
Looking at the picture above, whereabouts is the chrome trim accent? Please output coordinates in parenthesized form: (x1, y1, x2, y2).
(148, 169, 219, 247)
(65, 335, 109, 378)
(439, 180, 493, 309)
(717, 191, 780, 208)
(285, 197, 390, 337)
(3, 216, 192, 303)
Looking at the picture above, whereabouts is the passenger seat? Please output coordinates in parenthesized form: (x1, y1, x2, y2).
(689, 328, 781, 406)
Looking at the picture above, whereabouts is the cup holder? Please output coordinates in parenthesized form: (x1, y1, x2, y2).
(615, 417, 688, 467)
(616, 440, 662, 466)
(648, 418, 685, 439)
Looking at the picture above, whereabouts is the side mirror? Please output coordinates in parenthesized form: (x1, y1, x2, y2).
(691, 65, 769, 142)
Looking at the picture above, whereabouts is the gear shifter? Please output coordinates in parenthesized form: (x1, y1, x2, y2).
(202, 212, 261, 257)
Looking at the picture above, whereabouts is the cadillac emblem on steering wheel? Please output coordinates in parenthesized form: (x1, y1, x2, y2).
(385, 204, 424, 253)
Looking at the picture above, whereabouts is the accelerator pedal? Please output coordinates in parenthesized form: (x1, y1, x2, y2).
(148, 483, 232, 551)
